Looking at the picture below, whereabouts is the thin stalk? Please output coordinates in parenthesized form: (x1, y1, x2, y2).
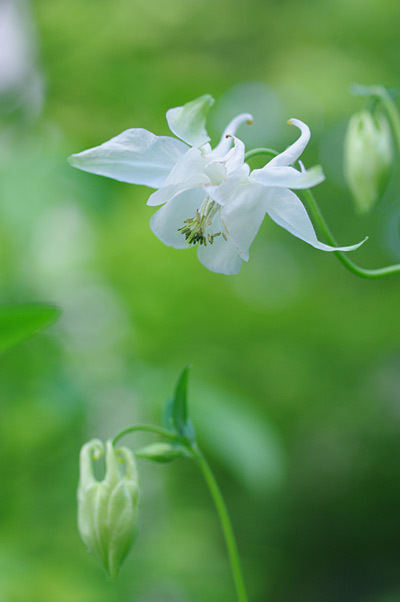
(112, 424, 182, 447)
(244, 147, 278, 162)
(375, 87, 400, 154)
(189, 443, 249, 602)
(302, 188, 400, 279)
(351, 85, 400, 154)
(245, 146, 400, 279)
(114, 426, 249, 600)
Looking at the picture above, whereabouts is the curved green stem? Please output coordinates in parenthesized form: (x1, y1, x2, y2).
(115, 426, 249, 600)
(112, 424, 182, 447)
(302, 188, 400, 279)
(371, 86, 400, 154)
(351, 84, 400, 155)
(245, 146, 400, 279)
(244, 147, 278, 162)
(189, 443, 249, 602)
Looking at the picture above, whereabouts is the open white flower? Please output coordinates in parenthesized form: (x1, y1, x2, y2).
(69, 94, 253, 273)
(69, 96, 364, 275)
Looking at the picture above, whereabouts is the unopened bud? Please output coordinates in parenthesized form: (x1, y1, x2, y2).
(135, 442, 185, 463)
(344, 110, 393, 213)
(77, 439, 140, 579)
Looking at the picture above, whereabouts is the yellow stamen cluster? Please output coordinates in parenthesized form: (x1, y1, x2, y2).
(177, 197, 228, 246)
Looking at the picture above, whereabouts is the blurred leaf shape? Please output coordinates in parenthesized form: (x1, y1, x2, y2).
(192, 383, 285, 496)
(0, 303, 61, 353)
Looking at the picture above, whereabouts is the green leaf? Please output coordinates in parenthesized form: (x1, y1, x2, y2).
(164, 397, 176, 433)
(173, 365, 189, 431)
(0, 303, 62, 353)
(164, 366, 195, 441)
(191, 382, 285, 496)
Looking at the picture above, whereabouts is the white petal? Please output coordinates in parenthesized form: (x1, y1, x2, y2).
(150, 188, 205, 248)
(147, 181, 206, 207)
(147, 147, 213, 206)
(148, 145, 228, 207)
(165, 145, 227, 188)
(208, 177, 268, 261)
(207, 172, 251, 207)
(203, 161, 227, 185)
(197, 233, 243, 275)
(268, 119, 310, 167)
(213, 113, 253, 156)
(223, 136, 246, 173)
(265, 188, 366, 252)
(165, 146, 210, 185)
(250, 164, 325, 189)
(166, 95, 214, 147)
(68, 129, 188, 188)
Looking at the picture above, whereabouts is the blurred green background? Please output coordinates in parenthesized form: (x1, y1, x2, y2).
(1, 0, 400, 600)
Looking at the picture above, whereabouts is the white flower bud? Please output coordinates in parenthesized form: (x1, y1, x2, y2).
(77, 439, 140, 579)
(344, 110, 394, 213)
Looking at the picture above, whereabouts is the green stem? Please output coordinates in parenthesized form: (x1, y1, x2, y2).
(351, 85, 400, 153)
(189, 443, 249, 602)
(245, 146, 400, 279)
(244, 147, 278, 162)
(114, 426, 249, 600)
(302, 188, 400, 279)
(112, 424, 182, 447)
(374, 87, 400, 154)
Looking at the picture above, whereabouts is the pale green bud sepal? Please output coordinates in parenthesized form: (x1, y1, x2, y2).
(344, 110, 394, 213)
(135, 442, 187, 463)
(77, 439, 140, 579)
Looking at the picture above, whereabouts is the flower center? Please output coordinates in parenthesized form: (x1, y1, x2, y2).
(177, 196, 228, 246)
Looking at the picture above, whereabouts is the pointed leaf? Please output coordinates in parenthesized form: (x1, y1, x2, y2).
(173, 365, 189, 435)
(164, 397, 176, 433)
(0, 303, 61, 353)
(164, 366, 195, 441)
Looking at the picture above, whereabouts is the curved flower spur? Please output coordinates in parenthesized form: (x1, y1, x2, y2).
(69, 95, 365, 275)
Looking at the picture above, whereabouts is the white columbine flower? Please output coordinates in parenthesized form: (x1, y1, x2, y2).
(69, 95, 364, 275)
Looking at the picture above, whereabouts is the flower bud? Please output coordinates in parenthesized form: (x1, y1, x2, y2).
(135, 442, 185, 463)
(77, 439, 140, 579)
(344, 110, 394, 213)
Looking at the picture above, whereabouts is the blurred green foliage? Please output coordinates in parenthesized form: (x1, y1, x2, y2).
(0, 303, 61, 352)
(1, 0, 400, 601)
